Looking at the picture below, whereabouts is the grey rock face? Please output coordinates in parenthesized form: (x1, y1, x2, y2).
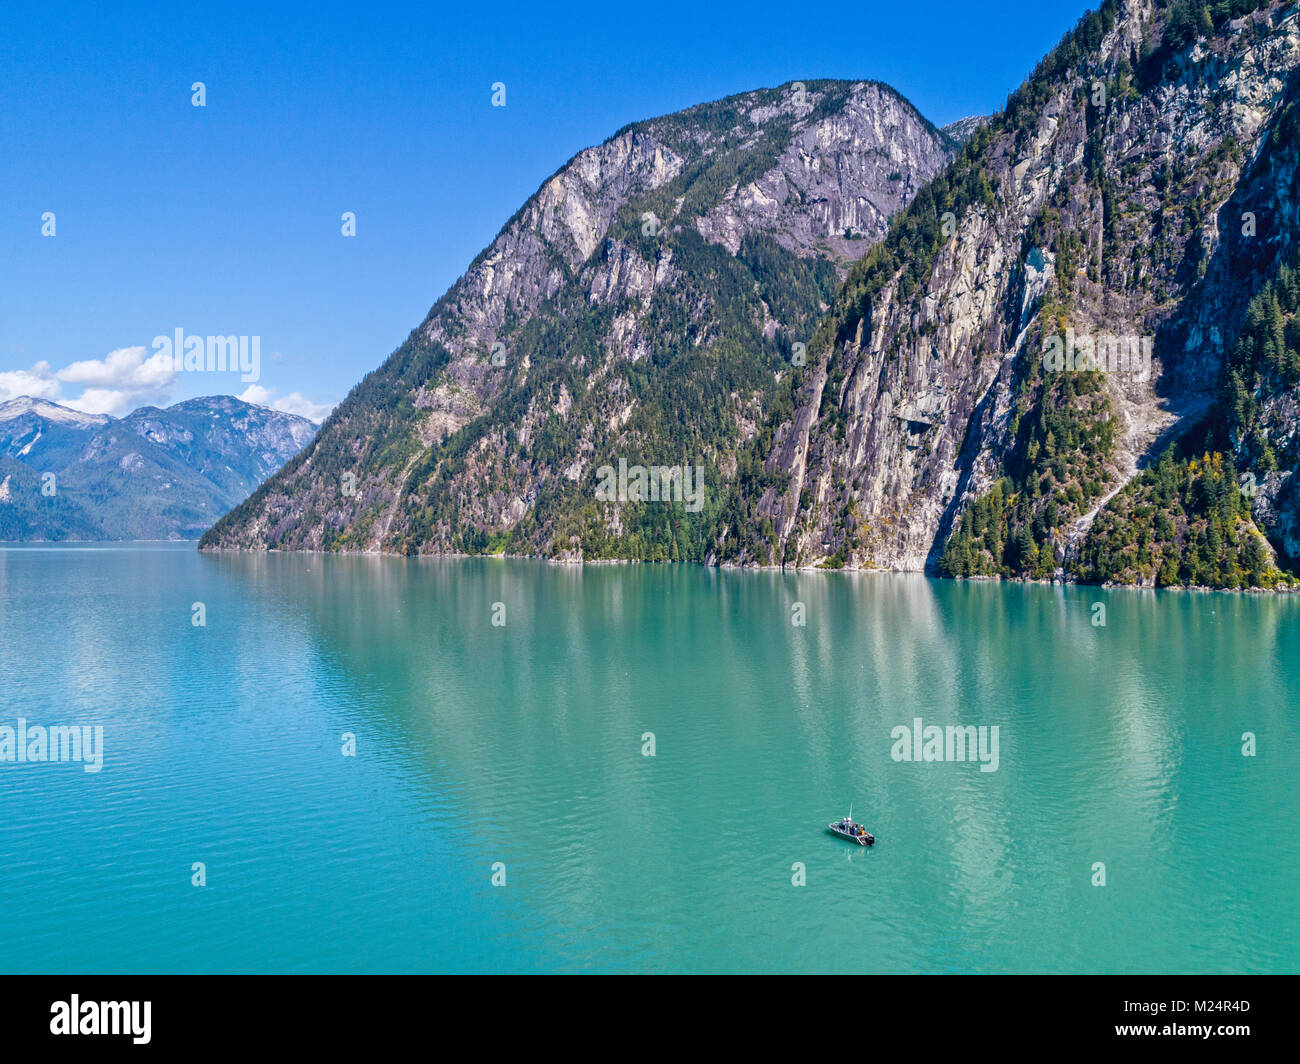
(695, 83, 953, 257)
(940, 116, 987, 146)
(203, 80, 954, 554)
(744, 0, 1300, 574)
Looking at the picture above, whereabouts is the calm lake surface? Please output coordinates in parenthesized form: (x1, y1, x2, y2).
(0, 544, 1296, 973)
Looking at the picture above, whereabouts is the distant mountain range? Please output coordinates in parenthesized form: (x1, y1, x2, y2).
(0, 396, 316, 541)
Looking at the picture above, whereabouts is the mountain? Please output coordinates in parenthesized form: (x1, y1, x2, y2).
(204, 1, 1300, 591)
(718, 0, 1300, 589)
(200, 80, 955, 556)
(0, 396, 111, 431)
(0, 397, 111, 474)
(941, 116, 988, 145)
(0, 396, 316, 540)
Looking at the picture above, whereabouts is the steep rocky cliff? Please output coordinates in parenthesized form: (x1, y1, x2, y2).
(719, 0, 1300, 588)
(201, 81, 953, 557)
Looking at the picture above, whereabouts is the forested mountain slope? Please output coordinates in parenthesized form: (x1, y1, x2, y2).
(718, 0, 1300, 589)
(201, 81, 953, 558)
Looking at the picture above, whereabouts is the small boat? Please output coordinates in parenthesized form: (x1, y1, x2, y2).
(828, 808, 874, 846)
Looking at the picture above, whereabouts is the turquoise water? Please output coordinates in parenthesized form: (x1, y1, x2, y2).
(0, 544, 1296, 973)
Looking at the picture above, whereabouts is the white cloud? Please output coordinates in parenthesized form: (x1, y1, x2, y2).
(269, 392, 335, 423)
(61, 388, 146, 418)
(58, 346, 177, 391)
(13, 345, 185, 415)
(0, 362, 61, 403)
(236, 384, 275, 406)
(239, 385, 335, 423)
(3, 346, 333, 422)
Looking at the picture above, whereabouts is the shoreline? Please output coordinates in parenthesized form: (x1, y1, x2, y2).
(188, 543, 1298, 595)
(7, 538, 1289, 594)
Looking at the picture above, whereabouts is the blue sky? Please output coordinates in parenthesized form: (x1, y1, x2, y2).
(1, 0, 1091, 421)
